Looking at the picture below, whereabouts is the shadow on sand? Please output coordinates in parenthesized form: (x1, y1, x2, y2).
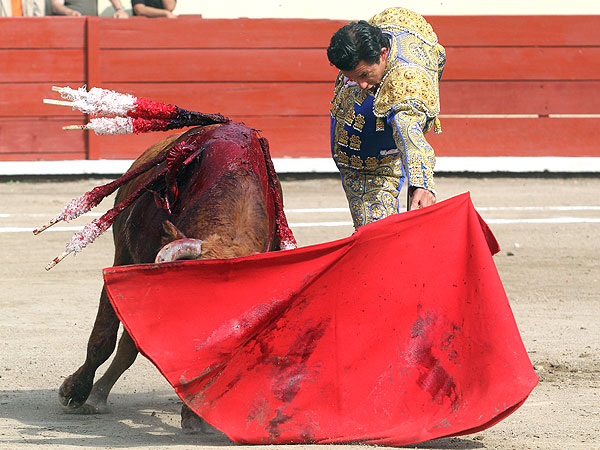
(0, 389, 484, 449)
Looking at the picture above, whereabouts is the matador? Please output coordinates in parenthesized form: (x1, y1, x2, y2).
(327, 7, 446, 227)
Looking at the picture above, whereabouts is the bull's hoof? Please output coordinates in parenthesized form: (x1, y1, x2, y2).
(63, 402, 108, 415)
(181, 416, 213, 434)
(83, 389, 110, 414)
(58, 373, 94, 410)
(181, 405, 213, 434)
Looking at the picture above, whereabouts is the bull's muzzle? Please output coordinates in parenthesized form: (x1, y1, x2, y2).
(155, 238, 204, 263)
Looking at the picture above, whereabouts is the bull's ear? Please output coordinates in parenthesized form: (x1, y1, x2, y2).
(160, 220, 187, 246)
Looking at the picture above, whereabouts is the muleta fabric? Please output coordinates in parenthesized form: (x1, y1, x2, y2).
(104, 193, 538, 446)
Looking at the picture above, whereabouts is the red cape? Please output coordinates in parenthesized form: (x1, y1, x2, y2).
(103, 192, 537, 446)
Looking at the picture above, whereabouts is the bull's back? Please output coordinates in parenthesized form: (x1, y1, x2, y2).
(111, 122, 275, 265)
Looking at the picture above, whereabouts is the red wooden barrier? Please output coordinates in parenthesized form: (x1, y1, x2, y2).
(0, 15, 598, 161)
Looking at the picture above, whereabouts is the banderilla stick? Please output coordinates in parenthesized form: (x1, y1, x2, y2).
(45, 251, 70, 271)
(43, 98, 74, 108)
(33, 217, 62, 235)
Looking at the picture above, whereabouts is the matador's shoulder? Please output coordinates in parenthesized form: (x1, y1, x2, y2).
(368, 7, 438, 46)
(373, 65, 440, 119)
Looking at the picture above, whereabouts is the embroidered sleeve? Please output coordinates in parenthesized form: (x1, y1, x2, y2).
(390, 110, 436, 195)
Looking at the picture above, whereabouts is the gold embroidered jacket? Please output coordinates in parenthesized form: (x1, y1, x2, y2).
(330, 7, 446, 227)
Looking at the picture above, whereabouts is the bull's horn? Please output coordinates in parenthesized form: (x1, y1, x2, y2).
(155, 238, 203, 263)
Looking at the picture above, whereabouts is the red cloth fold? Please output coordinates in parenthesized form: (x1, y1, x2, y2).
(103, 192, 537, 446)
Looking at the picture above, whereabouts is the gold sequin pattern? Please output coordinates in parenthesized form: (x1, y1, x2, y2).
(330, 73, 371, 126)
(353, 114, 365, 131)
(344, 108, 355, 127)
(355, 90, 369, 106)
(338, 128, 349, 147)
(350, 154, 363, 169)
(336, 151, 349, 166)
(369, 7, 438, 45)
(337, 157, 404, 228)
(373, 64, 440, 118)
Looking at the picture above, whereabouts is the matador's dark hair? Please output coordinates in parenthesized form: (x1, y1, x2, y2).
(327, 20, 390, 71)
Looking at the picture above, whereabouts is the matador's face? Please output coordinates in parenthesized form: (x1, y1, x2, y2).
(341, 47, 389, 91)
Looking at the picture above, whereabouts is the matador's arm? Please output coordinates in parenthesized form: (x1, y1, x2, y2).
(389, 110, 436, 196)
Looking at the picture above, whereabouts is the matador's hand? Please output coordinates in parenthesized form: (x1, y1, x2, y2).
(409, 188, 436, 211)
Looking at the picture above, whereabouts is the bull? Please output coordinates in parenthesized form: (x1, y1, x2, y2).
(55, 121, 295, 431)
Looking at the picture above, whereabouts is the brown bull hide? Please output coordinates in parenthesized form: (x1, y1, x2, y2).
(57, 122, 293, 431)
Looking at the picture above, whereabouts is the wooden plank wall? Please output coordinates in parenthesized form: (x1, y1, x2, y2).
(0, 15, 598, 161)
(0, 18, 88, 160)
(427, 15, 600, 158)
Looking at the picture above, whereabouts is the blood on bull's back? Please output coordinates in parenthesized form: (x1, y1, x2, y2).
(113, 122, 278, 265)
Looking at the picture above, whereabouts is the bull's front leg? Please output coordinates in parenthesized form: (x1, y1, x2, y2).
(84, 329, 139, 413)
(58, 286, 120, 411)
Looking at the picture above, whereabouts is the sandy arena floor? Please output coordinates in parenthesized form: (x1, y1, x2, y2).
(1, 175, 598, 449)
